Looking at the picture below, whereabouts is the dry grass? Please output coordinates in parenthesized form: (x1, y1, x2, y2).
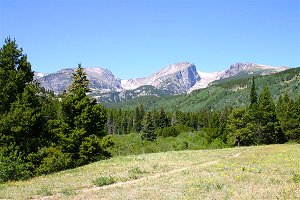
(0, 144, 299, 199)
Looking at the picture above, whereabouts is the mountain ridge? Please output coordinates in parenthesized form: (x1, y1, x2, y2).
(34, 62, 288, 97)
(104, 67, 300, 111)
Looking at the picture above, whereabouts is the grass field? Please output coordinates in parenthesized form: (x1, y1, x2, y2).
(0, 144, 299, 199)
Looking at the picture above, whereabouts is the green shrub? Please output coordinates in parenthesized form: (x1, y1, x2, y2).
(77, 135, 113, 166)
(0, 151, 31, 183)
(208, 138, 227, 149)
(156, 126, 180, 137)
(92, 176, 115, 187)
(175, 124, 191, 133)
(33, 147, 72, 175)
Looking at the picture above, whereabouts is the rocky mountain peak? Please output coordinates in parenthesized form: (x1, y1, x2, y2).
(121, 62, 200, 93)
(221, 62, 288, 79)
(156, 62, 195, 76)
(35, 67, 121, 94)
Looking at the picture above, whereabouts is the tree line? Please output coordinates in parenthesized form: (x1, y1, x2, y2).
(106, 80, 300, 146)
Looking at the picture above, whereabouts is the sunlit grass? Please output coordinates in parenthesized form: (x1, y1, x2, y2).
(0, 144, 299, 199)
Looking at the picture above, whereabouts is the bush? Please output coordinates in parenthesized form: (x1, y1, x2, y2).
(156, 126, 180, 138)
(92, 176, 115, 187)
(0, 151, 31, 182)
(207, 138, 228, 149)
(32, 147, 72, 175)
(77, 136, 112, 166)
(175, 124, 191, 133)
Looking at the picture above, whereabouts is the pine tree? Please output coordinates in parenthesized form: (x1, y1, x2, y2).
(257, 86, 284, 144)
(294, 96, 300, 142)
(142, 112, 156, 141)
(133, 105, 144, 132)
(0, 38, 66, 181)
(243, 76, 261, 145)
(0, 37, 33, 114)
(0, 84, 47, 156)
(68, 64, 90, 93)
(249, 77, 258, 109)
(157, 107, 170, 129)
(226, 108, 248, 146)
(277, 93, 299, 142)
(55, 65, 111, 166)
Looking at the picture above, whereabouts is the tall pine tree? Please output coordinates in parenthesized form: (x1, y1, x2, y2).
(157, 107, 170, 129)
(257, 86, 284, 144)
(277, 93, 299, 142)
(142, 112, 156, 141)
(54, 64, 111, 166)
(133, 105, 144, 132)
(249, 76, 258, 109)
(0, 37, 33, 114)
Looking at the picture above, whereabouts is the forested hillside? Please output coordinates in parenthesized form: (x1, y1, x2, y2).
(105, 67, 300, 111)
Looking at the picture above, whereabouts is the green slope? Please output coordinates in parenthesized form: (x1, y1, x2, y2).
(1, 144, 299, 199)
(105, 67, 300, 111)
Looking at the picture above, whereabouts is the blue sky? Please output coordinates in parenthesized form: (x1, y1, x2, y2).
(0, 0, 299, 79)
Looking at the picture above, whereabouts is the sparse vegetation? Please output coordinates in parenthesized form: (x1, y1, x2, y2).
(128, 167, 148, 179)
(0, 144, 299, 199)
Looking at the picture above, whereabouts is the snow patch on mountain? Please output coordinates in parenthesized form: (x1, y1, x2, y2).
(188, 71, 224, 92)
(121, 78, 145, 90)
(34, 72, 47, 79)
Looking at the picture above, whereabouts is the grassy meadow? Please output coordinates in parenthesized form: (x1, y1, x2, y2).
(0, 144, 299, 199)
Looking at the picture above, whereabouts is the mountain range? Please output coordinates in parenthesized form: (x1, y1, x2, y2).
(105, 67, 300, 111)
(34, 62, 288, 102)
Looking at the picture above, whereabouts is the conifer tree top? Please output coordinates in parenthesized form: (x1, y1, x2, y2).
(68, 64, 90, 93)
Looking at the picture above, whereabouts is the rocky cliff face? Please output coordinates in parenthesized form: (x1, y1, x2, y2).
(85, 68, 122, 93)
(36, 67, 121, 94)
(37, 68, 74, 93)
(121, 62, 200, 94)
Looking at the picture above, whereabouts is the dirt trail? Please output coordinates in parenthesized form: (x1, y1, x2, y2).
(81, 160, 219, 193)
(40, 151, 244, 199)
